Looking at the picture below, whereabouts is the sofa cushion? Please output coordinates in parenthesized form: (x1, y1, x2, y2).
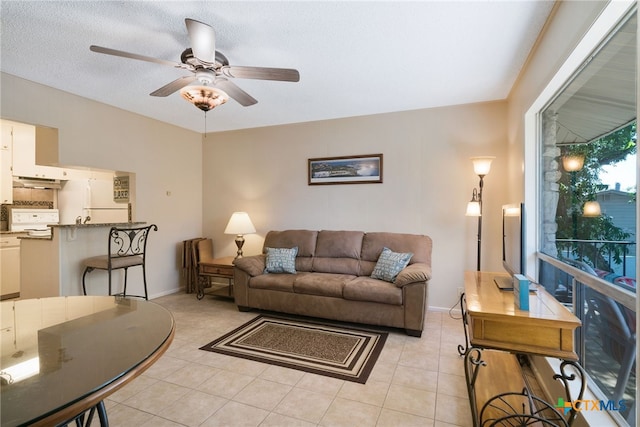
(264, 247, 298, 274)
(343, 277, 403, 305)
(315, 230, 364, 258)
(263, 230, 317, 272)
(361, 232, 433, 265)
(312, 230, 364, 275)
(293, 273, 355, 298)
(250, 273, 299, 292)
(371, 247, 413, 282)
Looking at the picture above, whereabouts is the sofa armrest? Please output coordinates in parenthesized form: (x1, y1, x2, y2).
(234, 255, 266, 277)
(394, 262, 432, 287)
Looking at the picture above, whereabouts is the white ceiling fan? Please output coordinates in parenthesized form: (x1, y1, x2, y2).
(90, 18, 300, 111)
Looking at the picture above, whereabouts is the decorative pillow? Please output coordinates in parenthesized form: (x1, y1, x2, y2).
(371, 247, 413, 283)
(264, 246, 298, 274)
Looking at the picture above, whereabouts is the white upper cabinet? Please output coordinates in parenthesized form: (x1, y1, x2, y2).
(5, 119, 80, 180)
(0, 121, 13, 203)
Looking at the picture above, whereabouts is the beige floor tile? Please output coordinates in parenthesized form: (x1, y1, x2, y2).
(200, 400, 269, 427)
(122, 380, 190, 414)
(392, 365, 438, 392)
(157, 389, 227, 426)
(440, 329, 465, 346)
(337, 379, 390, 406)
(259, 364, 305, 386)
(142, 355, 190, 379)
(403, 335, 440, 353)
(260, 412, 318, 426)
(438, 354, 465, 377)
(434, 394, 473, 426)
(320, 397, 381, 426)
(233, 378, 292, 411)
(377, 340, 404, 364)
(166, 342, 211, 363)
(296, 373, 344, 397)
(103, 402, 156, 426)
(164, 363, 221, 388)
(274, 388, 334, 423)
(398, 349, 440, 372)
(434, 421, 468, 427)
(384, 383, 436, 418)
(376, 408, 435, 427)
(196, 369, 255, 399)
(436, 372, 468, 399)
(367, 360, 396, 383)
(108, 375, 159, 403)
(198, 350, 237, 370)
(223, 354, 270, 376)
(140, 416, 186, 426)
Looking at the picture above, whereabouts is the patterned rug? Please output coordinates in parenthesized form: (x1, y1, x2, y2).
(200, 315, 388, 383)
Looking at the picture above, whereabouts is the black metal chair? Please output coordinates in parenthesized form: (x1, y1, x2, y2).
(82, 224, 158, 300)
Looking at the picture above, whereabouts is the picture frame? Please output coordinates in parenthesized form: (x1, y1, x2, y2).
(308, 154, 383, 185)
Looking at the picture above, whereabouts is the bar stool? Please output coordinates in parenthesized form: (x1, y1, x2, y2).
(82, 224, 158, 300)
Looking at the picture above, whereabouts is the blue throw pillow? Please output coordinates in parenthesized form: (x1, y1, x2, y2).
(264, 246, 298, 274)
(371, 247, 413, 282)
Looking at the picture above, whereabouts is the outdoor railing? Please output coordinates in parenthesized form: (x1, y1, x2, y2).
(556, 239, 636, 277)
(538, 253, 636, 426)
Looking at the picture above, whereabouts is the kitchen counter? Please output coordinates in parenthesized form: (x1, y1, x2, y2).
(52, 221, 146, 229)
(19, 221, 149, 298)
(16, 222, 146, 241)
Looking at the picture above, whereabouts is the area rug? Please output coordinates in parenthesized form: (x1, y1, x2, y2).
(199, 315, 388, 383)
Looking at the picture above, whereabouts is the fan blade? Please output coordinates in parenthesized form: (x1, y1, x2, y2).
(222, 65, 300, 82)
(150, 76, 196, 97)
(90, 45, 183, 68)
(185, 18, 216, 65)
(214, 79, 257, 106)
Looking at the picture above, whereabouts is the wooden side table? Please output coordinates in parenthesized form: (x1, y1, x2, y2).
(197, 256, 235, 300)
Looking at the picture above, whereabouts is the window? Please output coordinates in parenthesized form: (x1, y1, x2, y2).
(527, 4, 637, 425)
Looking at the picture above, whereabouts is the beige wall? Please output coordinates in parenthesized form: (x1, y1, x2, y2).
(1, 73, 203, 298)
(203, 102, 510, 310)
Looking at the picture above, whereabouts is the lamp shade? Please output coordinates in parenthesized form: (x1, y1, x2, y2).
(562, 154, 584, 172)
(224, 212, 256, 235)
(465, 201, 481, 217)
(471, 156, 495, 176)
(583, 201, 602, 217)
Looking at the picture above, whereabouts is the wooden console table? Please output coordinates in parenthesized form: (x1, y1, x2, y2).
(459, 271, 584, 427)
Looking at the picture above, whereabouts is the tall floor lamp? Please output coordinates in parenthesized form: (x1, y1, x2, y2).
(465, 157, 495, 271)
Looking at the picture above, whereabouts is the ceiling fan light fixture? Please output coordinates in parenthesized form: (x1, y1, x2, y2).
(180, 85, 229, 112)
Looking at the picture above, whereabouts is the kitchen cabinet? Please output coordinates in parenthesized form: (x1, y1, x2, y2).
(6, 119, 70, 180)
(1, 235, 21, 300)
(0, 122, 13, 204)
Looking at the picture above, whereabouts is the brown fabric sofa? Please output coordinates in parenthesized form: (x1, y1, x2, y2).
(233, 230, 433, 336)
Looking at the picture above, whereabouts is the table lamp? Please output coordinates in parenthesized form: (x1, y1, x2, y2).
(224, 212, 256, 259)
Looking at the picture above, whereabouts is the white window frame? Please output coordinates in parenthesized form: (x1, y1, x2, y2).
(524, 0, 637, 279)
(524, 1, 638, 425)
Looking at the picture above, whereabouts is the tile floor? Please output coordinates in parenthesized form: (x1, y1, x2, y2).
(100, 293, 472, 426)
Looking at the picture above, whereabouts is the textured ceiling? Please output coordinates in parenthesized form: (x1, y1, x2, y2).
(0, 1, 554, 133)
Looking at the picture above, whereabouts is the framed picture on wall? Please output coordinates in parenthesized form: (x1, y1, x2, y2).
(308, 154, 383, 185)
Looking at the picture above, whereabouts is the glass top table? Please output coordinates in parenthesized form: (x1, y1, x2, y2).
(1, 296, 175, 426)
